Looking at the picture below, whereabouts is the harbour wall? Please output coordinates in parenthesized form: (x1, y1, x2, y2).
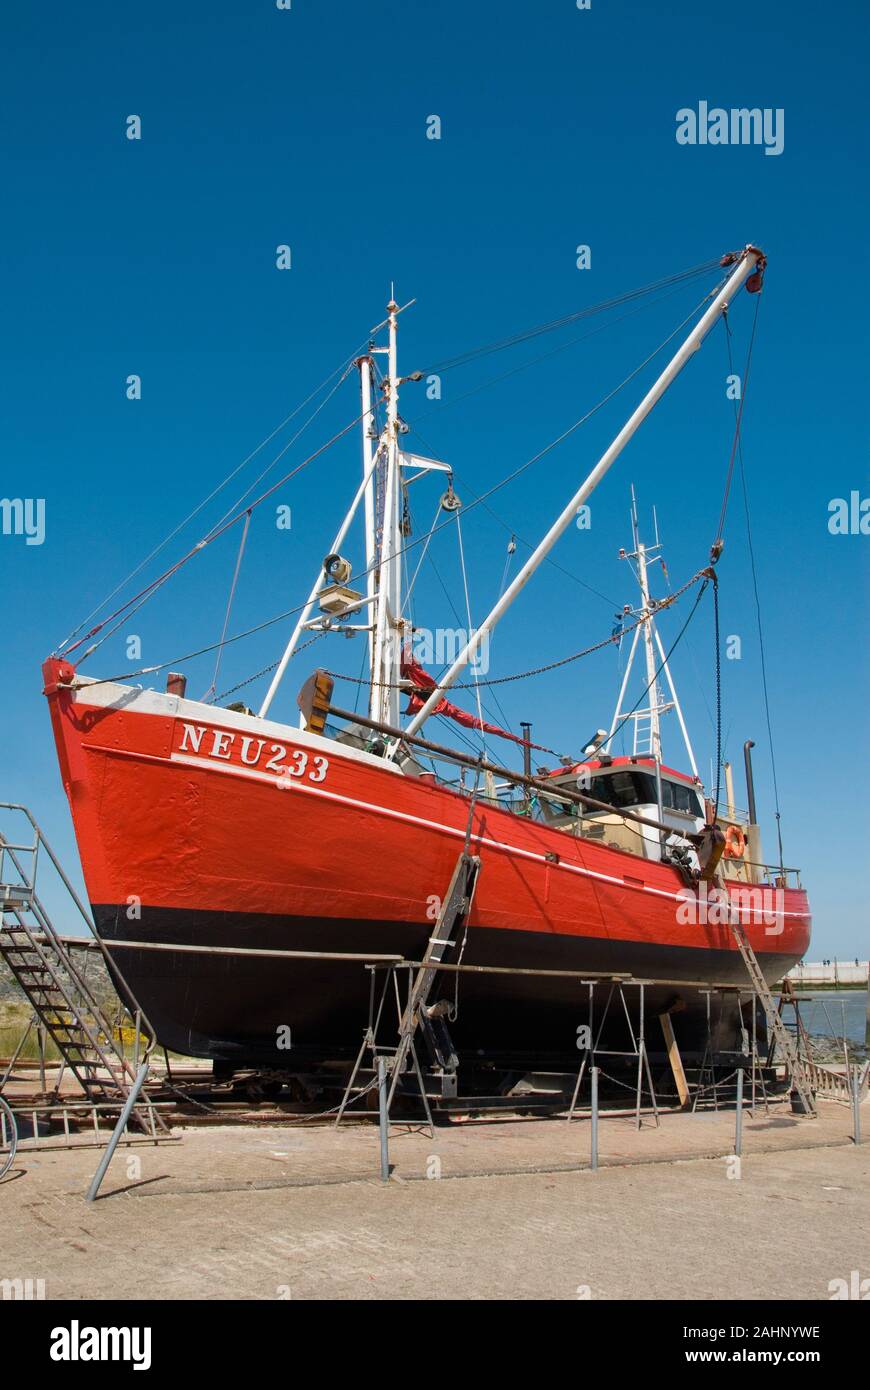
(784, 960, 869, 986)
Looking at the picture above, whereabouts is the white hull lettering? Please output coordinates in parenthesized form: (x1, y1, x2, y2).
(240, 736, 265, 765)
(175, 725, 330, 785)
(179, 724, 206, 753)
(264, 744, 288, 774)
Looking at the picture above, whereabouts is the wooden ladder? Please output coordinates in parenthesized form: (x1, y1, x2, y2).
(386, 851, 481, 1111)
(729, 920, 816, 1115)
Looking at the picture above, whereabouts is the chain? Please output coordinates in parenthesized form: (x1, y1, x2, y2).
(327, 568, 707, 693)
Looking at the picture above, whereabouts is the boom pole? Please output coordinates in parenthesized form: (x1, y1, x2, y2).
(403, 246, 763, 740)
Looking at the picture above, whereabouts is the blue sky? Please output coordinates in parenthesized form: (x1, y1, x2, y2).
(1, 0, 867, 955)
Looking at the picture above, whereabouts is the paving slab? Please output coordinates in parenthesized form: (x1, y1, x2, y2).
(2, 1095, 867, 1300)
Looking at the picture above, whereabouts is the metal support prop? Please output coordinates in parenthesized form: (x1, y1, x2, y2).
(377, 1056, 390, 1181)
(590, 1066, 599, 1171)
(567, 979, 659, 1126)
(734, 1067, 744, 1157)
(85, 1061, 150, 1203)
(853, 1068, 862, 1147)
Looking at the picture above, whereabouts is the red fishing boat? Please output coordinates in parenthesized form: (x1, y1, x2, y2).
(43, 246, 810, 1077)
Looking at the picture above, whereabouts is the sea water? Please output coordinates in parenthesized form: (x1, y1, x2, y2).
(796, 990, 868, 1047)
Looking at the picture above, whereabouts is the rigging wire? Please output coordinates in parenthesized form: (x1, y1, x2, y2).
(63, 285, 723, 691)
(409, 266, 724, 431)
(724, 299, 785, 867)
(67, 271, 722, 665)
(208, 358, 358, 533)
(64, 410, 366, 665)
(422, 546, 518, 736)
(712, 572, 723, 818)
(454, 508, 488, 754)
(331, 564, 709, 693)
(497, 534, 517, 602)
(658, 551, 717, 736)
(400, 497, 443, 616)
(407, 419, 622, 610)
(432, 571, 712, 777)
(56, 340, 370, 653)
(351, 636, 368, 717)
(716, 296, 762, 544)
(201, 509, 252, 703)
(605, 578, 712, 764)
(419, 257, 725, 376)
(404, 277, 727, 615)
(213, 631, 326, 705)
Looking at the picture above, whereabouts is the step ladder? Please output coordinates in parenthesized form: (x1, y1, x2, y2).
(0, 805, 165, 1135)
(729, 920, 816, 1116)
(386, 851, 481, 1111)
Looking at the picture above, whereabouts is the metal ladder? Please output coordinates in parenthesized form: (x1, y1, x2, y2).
(729, 919, 816, 1115)
(631, 711, 654, 757)
(386, 851, 481, 1110)
(0, 804, 164, 1134)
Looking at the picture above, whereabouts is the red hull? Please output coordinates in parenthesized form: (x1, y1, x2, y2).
(42, 659, 811, 1064)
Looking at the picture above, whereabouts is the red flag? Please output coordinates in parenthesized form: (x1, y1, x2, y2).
(401, 655, 529, 747)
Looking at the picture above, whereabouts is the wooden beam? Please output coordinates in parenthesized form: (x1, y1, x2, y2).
(659, 1012, 690, 1108)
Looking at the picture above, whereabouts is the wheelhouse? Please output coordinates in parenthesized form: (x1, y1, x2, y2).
(534, 755, 705, 860)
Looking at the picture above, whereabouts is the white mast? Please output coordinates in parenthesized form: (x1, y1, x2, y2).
(653, 626, 699, 779)
(359, 354, 378, 677)
(259, 300, 413, 724)
(370, 297, 403, 727)
(403, 246, 762, 740)
(257, 450, 379, 719)
(633, 485, 663, 763)
(605, 488, 699, 781)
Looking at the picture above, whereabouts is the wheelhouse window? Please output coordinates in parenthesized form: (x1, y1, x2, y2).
(549, 767, 703, 818)
(659, 778, 704, 817)
(588, 770, 657, 808)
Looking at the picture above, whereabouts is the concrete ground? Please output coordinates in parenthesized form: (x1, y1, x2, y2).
(2, 1098, 867, 1300)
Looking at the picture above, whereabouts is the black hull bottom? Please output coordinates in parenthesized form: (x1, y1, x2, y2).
(94, 906, 792, 1069)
